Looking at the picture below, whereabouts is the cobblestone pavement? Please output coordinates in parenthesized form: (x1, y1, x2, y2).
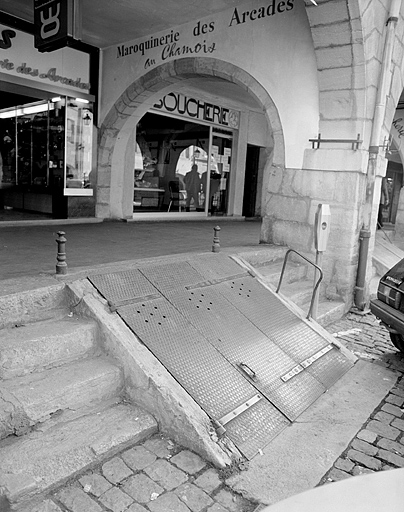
(32, 437, 258, 512)
(29, 311, 404, 512)
(319, 311, 404, 484)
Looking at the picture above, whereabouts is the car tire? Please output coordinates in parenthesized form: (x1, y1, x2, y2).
(389, 333, 404, 353)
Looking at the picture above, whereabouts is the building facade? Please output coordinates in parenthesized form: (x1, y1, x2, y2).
(0, 22, 96, 219)
(2, 0, 404, 310)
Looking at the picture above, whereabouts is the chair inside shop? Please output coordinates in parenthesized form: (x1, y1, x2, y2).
(168, 180, 186, 212)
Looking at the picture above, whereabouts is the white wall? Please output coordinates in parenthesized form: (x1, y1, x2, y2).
(100, 0, 319, 170)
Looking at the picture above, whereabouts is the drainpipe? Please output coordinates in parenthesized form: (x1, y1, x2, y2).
(354, 0, 402, 310)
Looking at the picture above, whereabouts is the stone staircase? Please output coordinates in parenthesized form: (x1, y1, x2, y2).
(0, 283, 157, 511)
(237, 246, 347, 326)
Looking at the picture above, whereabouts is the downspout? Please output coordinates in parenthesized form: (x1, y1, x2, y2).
(354, 0, 402, 310)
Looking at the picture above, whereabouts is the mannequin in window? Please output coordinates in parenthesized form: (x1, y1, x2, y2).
(184, 164, 206, 211)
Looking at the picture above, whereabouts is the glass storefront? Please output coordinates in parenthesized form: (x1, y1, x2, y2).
(0, 97, 93, 218)
(134, 112, 233, 216)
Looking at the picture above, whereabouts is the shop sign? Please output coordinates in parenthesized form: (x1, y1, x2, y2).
(152, 92, 239, 129)
(34, 0, 82, 52)
(392, 117, 404, 139)
(0, 24, 90, 92)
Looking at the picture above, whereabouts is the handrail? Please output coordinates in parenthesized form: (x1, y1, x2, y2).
(276, 249, 323, 320)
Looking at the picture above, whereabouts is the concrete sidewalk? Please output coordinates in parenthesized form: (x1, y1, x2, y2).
(0, 219, 262, 283)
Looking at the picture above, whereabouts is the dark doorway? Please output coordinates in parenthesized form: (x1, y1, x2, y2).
(243, 144, 260, 218)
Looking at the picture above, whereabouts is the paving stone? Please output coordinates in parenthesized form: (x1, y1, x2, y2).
(127, 504, 148, 512)
(170, 450, 207, 475)
(391, 387, 404, 398)
(31, 500, 63, 512)
(214, 488, 253, 512)
(326, 468, 351, 482)
(356, 429, 378, 444)
(377, 449, 404, 467)
(385, 394, 404, 407)
(56, 486, 102, 512)
(175, 482, 214, 512)
(334, 457, 354, 472)
(194, 469, 222, 493)
(98, 486, 134, 512)
(147, 492, 190, 512)
(377, 437, 404, 456)
(391, 417, 404, 430)
(381, 403, 404, 417)
(144, 459, 188, 490)
(351, 438, 378, 456)
(346, 449, 382, 471)
(373, 411, 394, 424)
(143, 437, 175, 458)
(102, 457, 133, 484)
(79, 473, 112, 497)
(367, 420, 400, 440)
(122, 445, 157, 471)
(352, 466, 374, 476)
(121, 474, 164, 504)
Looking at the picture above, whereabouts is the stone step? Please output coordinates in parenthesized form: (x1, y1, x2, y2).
(315, 299, 347, 327)
(255, 260, 309, 287)
(0, 403, 158, 511)
(0, 357, 124, 440)
(236, 245, 288, 266)
(275, 278, 319, 309)
(0, 316, 99, 380)
(0, 283, 69, 330)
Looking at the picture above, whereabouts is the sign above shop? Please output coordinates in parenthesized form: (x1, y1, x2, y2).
(34, 0, 82, 52)
(0, 24, 90, 92)
(152, 92, 239, 129)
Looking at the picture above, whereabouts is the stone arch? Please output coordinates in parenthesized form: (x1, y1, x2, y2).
(304, 0, 367, 140)
(97, 57, 285, 220)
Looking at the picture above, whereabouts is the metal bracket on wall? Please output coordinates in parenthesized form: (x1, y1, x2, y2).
(309, 133, 362, 150)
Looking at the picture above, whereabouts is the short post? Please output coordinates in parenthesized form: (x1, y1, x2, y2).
(56, 231, 67, 275)
(212, 225, 221, 253)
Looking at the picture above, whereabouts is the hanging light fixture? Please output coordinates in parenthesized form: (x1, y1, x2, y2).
(83, 111, 92, 126)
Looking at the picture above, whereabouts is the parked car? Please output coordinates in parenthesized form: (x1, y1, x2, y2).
(370, 258, 404, 352)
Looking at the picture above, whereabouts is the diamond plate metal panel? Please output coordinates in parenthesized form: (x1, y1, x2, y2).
(88, 255, 354, 459)
(216, 277, 332, 360)
(165, 287, 326, 420)
(139, 261, 205, 293)
(88, 269, 157, 304)
(188, 253, 248, 281)
(224, 399, 289, 459)
(258, 371, 325, 420)
(118, 297, 290, 457)
(306, 347, 353, 389)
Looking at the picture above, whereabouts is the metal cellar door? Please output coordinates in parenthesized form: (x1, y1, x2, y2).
(88, 254, 354, 459)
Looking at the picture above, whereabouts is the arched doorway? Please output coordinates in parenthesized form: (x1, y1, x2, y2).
(97, 58, 285, 229)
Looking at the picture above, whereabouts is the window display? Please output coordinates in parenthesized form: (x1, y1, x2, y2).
(0, 96, 93, 217)
(134, 112, 232, 216)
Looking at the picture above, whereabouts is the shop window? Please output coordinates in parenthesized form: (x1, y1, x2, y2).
(176, 145, 209, 212)
(0, 96, 93, 216)
(0, 97, 93, 196)
(64, 99, 93, 194)
(134, 112, 209, 213)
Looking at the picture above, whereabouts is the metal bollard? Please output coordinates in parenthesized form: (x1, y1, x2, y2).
(56, 231, 67, 275)
(212, 225, 221, 253)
